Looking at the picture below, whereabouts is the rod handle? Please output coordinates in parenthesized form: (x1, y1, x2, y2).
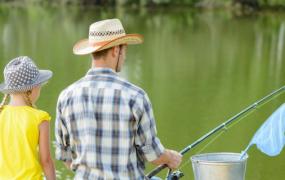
(146, 164, 168, 178)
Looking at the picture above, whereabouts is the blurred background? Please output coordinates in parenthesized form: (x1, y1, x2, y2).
(0, 0, 285, 179)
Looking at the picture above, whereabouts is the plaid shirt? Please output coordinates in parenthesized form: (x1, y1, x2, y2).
(55, 68, 164, 180)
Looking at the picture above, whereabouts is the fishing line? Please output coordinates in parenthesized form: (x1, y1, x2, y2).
(177, 130, 226, 171)
(147, 86, 285, 178)
(176, 97, 280, 171)
(196, 95, 280, 153)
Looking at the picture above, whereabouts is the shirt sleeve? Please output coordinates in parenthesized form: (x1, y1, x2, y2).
(55, 97, 72, 162)
(133, 93, 165, 162)
(37, 110, 51, 125)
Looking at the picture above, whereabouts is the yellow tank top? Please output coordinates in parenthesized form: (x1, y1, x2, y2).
(0, 105, 51, 180)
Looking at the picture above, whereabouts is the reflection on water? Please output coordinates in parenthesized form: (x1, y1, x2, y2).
(0, 5, 285, 180)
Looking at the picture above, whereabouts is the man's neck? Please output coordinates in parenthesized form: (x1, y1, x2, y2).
(91, 59, 117, 72)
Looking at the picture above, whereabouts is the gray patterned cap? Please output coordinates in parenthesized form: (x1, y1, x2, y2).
(0, 56, 53, 94)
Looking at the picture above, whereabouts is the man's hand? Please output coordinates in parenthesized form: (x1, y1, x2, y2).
(165, 150, 182, 169)
(151, 149, 182, 170)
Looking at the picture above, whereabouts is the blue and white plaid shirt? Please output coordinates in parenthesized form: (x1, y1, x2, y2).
(55, 68, 165, 180)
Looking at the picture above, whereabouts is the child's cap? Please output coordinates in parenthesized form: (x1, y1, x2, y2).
(0, 56, 53, 94)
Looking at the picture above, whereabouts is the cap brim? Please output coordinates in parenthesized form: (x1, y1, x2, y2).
(73, 34, 143, 55)
(36, 70, 53, 85)
(0, 83, 6, 93)
(0, 70, 53, 94)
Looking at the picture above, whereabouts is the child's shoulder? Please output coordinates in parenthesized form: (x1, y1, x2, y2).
(28, 107, 51, 121)
(33, 108, 50, 115)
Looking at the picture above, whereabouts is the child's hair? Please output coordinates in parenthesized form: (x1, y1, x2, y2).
(0, 90, 35, 114)
(23, 90, 35, 108)
(0, 94, 10, 113)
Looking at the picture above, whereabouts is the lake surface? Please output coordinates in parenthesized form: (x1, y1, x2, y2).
(0, 5, 285, 179)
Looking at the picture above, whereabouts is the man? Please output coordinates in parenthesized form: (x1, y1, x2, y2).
(55, 19, 182, 179)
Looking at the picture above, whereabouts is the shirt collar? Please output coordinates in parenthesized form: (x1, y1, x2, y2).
(86, 67, 118, 77)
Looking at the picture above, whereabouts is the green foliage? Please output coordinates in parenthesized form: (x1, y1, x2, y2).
(0, 0, 285, 9)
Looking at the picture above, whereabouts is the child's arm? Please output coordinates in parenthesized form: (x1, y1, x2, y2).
(39, 121, 56, 180)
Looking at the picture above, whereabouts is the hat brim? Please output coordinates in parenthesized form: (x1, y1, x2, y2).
(0, 70, 53, 94)
(73, 34, 143, 55)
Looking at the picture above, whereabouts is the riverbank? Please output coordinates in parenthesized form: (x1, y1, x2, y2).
(1, 0, 285, 11)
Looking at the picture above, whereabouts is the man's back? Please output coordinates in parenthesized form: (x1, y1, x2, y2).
(55, 68, 164, 180)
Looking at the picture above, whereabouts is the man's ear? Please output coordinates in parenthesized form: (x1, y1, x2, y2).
(111, 46, 119, 58)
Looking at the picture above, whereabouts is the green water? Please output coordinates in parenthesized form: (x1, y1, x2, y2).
(0, 5, 285, 180)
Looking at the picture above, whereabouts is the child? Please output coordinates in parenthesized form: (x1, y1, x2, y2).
(0, 56, 56, 180)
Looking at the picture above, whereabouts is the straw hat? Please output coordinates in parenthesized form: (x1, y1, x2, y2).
(73, 19, 143, 55)
(0, 56, 53, 94)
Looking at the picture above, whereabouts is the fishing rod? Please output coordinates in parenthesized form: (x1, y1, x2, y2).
(147, 85, 285, 179)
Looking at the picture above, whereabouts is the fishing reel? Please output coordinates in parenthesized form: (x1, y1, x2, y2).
(167, 170, 184, 180)
(149, 170, 184, 180)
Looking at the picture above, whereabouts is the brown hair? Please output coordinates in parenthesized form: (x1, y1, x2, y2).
(23, 90, 35, 108)
(0, 94, 10, 113)
(92, 48, 112, 59)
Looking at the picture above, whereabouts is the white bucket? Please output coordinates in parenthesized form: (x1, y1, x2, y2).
(191, 152, 248, 180)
